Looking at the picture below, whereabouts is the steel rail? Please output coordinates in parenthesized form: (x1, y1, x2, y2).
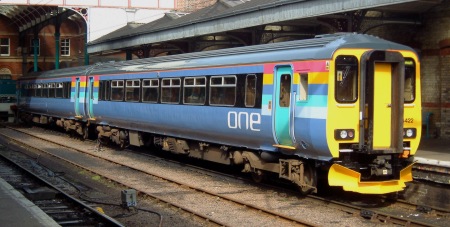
(0, 126, 317, 227)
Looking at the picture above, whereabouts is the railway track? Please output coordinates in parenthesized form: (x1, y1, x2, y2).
(1, 124, 448, 226)
(0, 144, 124, 227)
(0, 126, 318, 226)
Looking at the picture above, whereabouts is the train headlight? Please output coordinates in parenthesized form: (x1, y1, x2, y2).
(403, 128, 416, 138)
(340, 130, 348, 139)
(334, 129, 355, 140)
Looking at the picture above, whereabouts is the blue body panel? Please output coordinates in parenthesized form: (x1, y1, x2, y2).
(94, 102, 275, 151)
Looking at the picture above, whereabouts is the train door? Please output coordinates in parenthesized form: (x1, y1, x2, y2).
(360, 51, 404, 152)
(273, 66, 295, 148)
(74, 77, 83, 118)
(86, 76, 95, 119)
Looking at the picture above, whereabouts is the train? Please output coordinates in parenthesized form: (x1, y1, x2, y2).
(0, 75, 17, 122)
(16, 33, 421, 194)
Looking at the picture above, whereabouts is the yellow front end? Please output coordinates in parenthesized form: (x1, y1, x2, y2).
(326, 48, 421, 194)
(328, 163, 414, 194)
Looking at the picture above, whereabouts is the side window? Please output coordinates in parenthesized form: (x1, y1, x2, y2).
(126, 80, 140, 102)
(299, 73, 308, 101)
(42, 83, 48, 98)
(279, 74, 291, 107)
(0, 38, 10, 56)
(161, 78, 180, 103)
(335, 55, 358, 103)
(34, 84, 39, 97)
(48, 83, 55, 98)
(99, 81, 104, 100)
(245, 74, 256, 107)
(111, 80, 124, 101)
(184, 77, 206, 105)
(404, 58, 416, 103)
(36, 84, 42, 97)
(210, 75, 236, 106)
(105, 81, 111, 101)
(63, 82, 71, 99)
(142, 79, 159, 103)
(55, 83, 63, 98)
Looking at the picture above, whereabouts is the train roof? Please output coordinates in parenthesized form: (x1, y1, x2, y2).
(20, 33, 414, 80)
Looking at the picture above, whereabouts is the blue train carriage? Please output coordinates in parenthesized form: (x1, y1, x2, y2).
(16, 34, 422, 194)
(0, 75, 17, 122)
(17, 65, 95, 137)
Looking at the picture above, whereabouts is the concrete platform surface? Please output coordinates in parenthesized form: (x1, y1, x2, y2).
(415, 138, 450, 168)
(0, 177, 59, 227)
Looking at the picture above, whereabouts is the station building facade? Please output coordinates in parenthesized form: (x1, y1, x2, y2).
(0, 14, 86, 80)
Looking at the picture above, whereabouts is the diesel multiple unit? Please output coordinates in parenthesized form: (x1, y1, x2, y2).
(17, 34, 422, 194)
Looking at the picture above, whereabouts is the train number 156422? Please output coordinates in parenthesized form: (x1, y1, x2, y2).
(404, 118, 414, 123)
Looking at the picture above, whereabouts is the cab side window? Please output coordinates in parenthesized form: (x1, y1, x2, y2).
(335, 55, 358, 103)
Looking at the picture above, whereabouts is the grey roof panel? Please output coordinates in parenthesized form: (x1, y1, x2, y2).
(26, 34, 414, 80)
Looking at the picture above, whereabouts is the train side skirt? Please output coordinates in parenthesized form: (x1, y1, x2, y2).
(328, 163, 414, 194)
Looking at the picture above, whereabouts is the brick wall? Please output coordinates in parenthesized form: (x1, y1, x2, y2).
(0, 15, 86, 77)
(417, 2, 450, 138)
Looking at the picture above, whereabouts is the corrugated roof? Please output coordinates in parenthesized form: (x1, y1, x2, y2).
(87, 0, 438, 53)
(94, 22, 145, 43)
(89, 0, 260, 45)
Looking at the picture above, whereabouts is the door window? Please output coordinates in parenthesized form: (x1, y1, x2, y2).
(279, 74, 291, 107)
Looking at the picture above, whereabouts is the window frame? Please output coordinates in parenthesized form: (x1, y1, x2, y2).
(161, 78, 181, 104)
(55, 82, 63, 98)
(142, 79, 159, 103)
(60, 38, 70, 56)
(183, 77, 206, 105)
(42, 83, 49, 98)
(48, 83, 55, 98)
(30, 38, 40, 56)
(0, 38, 10, 56)
(209, 75, 237, 106)
(111, 80, 124, 101)
(335, 55, 358, 103)
(298, 73, 309, 101)
(404, 58, 416, 103)
(244, 74, 257, 107)
(125, 79, 141, 102)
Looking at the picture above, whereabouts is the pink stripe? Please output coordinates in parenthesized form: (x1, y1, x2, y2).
(263, 60, 328, 74)
(293, 61, 328, 72)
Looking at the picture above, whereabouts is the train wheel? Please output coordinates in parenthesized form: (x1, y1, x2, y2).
(251, 169, 264, 183)
(299, 163, 317, 195)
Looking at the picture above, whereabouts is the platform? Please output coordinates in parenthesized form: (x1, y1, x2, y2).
(415, 138, 450, 168)
(0, 177, 59, 227)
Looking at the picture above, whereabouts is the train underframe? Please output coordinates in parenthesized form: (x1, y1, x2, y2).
(19, 113, 319, 194)
(20, 113, 414, 195)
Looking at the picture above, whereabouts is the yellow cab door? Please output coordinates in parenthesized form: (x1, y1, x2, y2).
(360, 50, 404, 153)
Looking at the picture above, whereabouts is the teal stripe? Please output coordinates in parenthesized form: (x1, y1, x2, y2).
(297, 95, 328, 107)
